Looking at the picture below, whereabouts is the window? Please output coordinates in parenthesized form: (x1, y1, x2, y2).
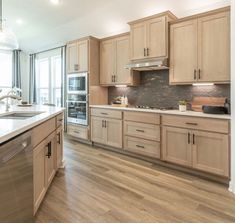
(36, 49, 62, 106)
(0, 50, 12, 95)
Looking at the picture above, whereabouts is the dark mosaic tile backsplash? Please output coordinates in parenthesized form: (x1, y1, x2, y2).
(108, 70, 230, 109)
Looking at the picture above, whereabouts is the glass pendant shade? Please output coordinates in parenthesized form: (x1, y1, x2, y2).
(0, 20, 19, 50)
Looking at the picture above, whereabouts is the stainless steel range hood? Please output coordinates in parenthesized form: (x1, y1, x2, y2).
(125, 58, 169, 71)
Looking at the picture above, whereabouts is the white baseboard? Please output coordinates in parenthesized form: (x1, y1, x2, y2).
(229, 181, 235, 194)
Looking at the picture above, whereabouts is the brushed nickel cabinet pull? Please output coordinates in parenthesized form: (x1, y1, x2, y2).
(101, 112, 108, 115)
(186, 122, 198, 126)
(144, 48, 146, 57)
(188, 133, 191, 144)
(104, 120, 107, 128)
(136, 129, 145, 133)
(74, 131, 80, 134)
(74, 64, 79, 71)
(57, 133, 61, 144)
(193, 134, 195, 145)
(136, 145, 145, 149)
(147, 48, 149, 56)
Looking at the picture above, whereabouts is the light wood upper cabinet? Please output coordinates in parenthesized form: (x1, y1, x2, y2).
(147, 16, 167, 58)
(130, 22, 146, 60)
(100, 39, 115, 85)
(67, 40, 88, 73)
(192, 131, 229, 177)
(129, 13, 176, 61)
(170, 8, 230, 84)
(100, 34, 139, 86)
(162, 126, 192, 167)
(197, 11, 230, 82)
(170, 19, 198, 83)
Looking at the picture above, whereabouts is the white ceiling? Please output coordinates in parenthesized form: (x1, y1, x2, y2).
(3, 0, 231, 53)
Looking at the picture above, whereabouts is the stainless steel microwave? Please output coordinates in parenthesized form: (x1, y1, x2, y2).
(67, 72, 88, 94)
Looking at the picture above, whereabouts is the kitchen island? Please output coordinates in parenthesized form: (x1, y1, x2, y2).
(0, 105, 65, 222)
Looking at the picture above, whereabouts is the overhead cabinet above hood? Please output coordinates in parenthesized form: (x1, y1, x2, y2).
(125, 58, 169, 71)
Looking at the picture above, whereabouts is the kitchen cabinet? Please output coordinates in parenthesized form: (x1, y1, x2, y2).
(91, 109, 122, 148)
(192, 131, 229, 177)
(33, 140, 47, 214)
(129, 12, 176, 61)
(100, 33, 140, 86)
(170, 8, 230, 84)
(33, 113, 64, 214)
(67, 39, 88, 73)
(162, 115, 230, 177)
(162, 126, 192, 167)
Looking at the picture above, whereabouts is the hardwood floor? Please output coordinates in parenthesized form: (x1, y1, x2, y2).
(35, 137, 235, 223)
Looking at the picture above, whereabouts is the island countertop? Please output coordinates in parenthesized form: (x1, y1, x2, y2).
(0, 105, 65, 144)
(90, 105, 231, 120)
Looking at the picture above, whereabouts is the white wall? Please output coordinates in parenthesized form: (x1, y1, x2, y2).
(20, 52, 29, 101)
(230, 0, 235, 194)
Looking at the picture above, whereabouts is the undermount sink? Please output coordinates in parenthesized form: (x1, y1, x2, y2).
(0, 112, 44, 120)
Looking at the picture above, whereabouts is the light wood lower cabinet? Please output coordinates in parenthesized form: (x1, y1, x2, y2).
(192, 131, 229, 177)
(162, 126, 192, 167)
(33, 113, 64, 214)
(162, 126, 230, 177)
(91, 116, 122, 149)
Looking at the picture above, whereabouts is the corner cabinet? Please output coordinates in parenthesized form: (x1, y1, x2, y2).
(129, 12, 177, 61)
(67, 39, 88, 73)
(170, 8, 230, 84)
(91, 108, 123, 148)
(100, 33, 140, 86)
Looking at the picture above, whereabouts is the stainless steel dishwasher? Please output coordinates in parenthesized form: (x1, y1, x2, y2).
(0, 131, 33, 223)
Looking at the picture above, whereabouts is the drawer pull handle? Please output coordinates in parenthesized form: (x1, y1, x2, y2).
(186, 122, 198, 126)
(193, 134, 195, 145)
(136, 129, 145, 133)
(136, 145, 145, 149)
(101, 113, 108, 115)
(74, 131, 80, 134)
(188, 133, 190, 144)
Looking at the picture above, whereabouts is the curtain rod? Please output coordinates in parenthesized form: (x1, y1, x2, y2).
(30, 45, 66, 56)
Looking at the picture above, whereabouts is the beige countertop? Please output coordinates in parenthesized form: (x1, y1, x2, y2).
(90, 105, 231, 120)
(0, 105, 65, 144)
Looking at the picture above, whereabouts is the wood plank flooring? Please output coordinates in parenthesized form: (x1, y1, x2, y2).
(35, 137, 235, 223)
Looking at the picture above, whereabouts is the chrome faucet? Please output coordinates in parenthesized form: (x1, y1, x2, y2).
(0, 94, 22, 112)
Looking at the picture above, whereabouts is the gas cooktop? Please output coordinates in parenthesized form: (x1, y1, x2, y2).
(135, 105, 175, 111)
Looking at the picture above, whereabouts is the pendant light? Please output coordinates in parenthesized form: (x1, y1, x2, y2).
(0, 0, 19, 50)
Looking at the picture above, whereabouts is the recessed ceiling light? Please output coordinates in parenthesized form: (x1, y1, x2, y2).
(50, 0, 60, 5)
(16, 19, 23, 25)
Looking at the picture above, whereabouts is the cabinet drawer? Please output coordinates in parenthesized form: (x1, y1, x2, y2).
(124, 121, 160, 141)
(32, 118, 56, 147)
(162, 115, 229, 134)
(124, 136, 160, 158)
(56, 113, 64, 128)
(124, 111, 160, 125)
(67, 124, 88, 140)
(91, 108, 122, 119)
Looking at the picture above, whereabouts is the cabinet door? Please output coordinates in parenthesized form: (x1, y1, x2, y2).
(91, 116, 106, 144)
(56, 127, 63, 169)
(198, 11, 230, 82)
(147, 16, 167, 58)
(106, 118, 123, 149)
(130, 22, 146, 60)
(45, 134, 56, 187)
(192, 131, 229, 177)
(67, 42, 78, 73)
(170, 19, 198, 84)
(162, 127, 192, 167)
(33, 140, 47, 214)
(100, 40, 115, 85)
(77, 40, 88, 72)
(115, 35, 132, 85)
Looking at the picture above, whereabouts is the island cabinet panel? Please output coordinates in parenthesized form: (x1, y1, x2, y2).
(33, 112, 64, 215)
(32, 117, 56, 147)
(33, 140, 47, 215)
